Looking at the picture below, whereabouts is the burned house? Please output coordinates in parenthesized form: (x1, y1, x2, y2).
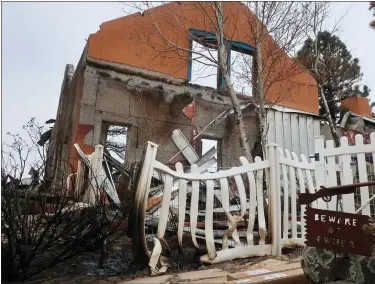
(321, 96, 375, 145)
(47, 2, 320, 180)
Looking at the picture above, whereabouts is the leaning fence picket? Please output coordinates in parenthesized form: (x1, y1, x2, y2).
(255, 156, 267, 245)
(300, 155, 317, 208)
(205, 179, 216, 259)
(340, 137, 356, 213)
(279, 148, 289, 239)
(176, 163, 187, 249)
(292, 152, 306, 241)
(326, 140, 338, 211)
(284, 150, 297, 239)
(355, 135, 371, 216)
(190, 164, 200, 249)
(239, 157, 257, 245)
(314, 136, 328, 210)
(234, 174, 247, 219)
(157, 173, 173, 239)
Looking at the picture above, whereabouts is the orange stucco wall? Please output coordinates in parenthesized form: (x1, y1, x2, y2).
(88, 2, 318, 114)
(341, 96, 372, 118)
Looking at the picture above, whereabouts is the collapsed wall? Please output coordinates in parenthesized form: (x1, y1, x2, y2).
(74, 57, 260, 171)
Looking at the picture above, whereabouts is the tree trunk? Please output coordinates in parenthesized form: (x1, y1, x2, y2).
(255, 41, 268, 158)
(312, 15, 340, 147)
(215, 2, 253, 163)
(319, 86, 340, 146)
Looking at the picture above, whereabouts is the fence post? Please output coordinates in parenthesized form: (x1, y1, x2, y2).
(267, 143, 281, 256)
(88, 145, 104, 205)
(132, 141, 159, 264)
(314, 136, 327, 210)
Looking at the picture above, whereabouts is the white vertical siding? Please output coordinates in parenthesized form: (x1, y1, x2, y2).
(267, 109, 320, 158)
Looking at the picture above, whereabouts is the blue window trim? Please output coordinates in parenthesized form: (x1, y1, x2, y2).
(231, 41, 256, 55)
(188, 28, 255, 88)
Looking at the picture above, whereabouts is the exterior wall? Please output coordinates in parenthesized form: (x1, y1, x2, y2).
(266, 109, 321, 158)
(87, 2, 319, 114)
(77, 65, 259, 169)
(341, 96, 372, 118)
(47, 47, 88, 181)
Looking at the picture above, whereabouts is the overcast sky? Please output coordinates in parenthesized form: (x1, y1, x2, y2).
(2, 2, 375, 149)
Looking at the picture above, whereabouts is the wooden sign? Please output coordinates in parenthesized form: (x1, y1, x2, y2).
(305, 207, 372, 256)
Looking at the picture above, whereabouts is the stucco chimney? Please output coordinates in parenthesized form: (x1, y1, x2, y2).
(341, 96, 372, 118)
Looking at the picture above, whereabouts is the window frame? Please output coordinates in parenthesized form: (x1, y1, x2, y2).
(188, 28, 256, 89)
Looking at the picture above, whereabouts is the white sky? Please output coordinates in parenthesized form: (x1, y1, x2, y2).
(2, 2, 375, 163)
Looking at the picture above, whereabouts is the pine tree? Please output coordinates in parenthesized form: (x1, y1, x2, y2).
(297, 31, 363, 121)
(370, 2, 375, 30)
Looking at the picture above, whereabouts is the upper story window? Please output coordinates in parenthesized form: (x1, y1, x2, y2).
(231, 49, 254, 96)
(188, 29, 255, 96)
(191, 40, 218, 88)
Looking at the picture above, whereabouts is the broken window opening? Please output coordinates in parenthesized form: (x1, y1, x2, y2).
(230, 50, 254, 97)
(104, 124, 129, 165)
(190, 40, 219, 89)
(188, 29, 256, 94)
(201, 138, 220, 173)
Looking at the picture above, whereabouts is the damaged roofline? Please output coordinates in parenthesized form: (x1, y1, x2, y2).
(264, 105, 322, 118)
(86, 55, 319, 118)
(85, 57, 253, 107)
(340, 111, 375, 128)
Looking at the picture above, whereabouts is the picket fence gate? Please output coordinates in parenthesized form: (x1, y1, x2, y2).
(132, 141, 323, 275)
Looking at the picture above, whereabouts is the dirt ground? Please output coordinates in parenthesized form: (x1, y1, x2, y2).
(16, 236, 303, 284)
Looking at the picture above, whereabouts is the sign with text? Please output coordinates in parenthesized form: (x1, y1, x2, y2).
(305, 207, 372, 256)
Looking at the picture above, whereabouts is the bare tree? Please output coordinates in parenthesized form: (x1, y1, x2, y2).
(236, 2, 322, 156)
(123, 2, 327, 160)
(296, 2, 346, 146)
(124, 1, 254, 162)
(370, 2, 375, 30)
(1, 120, 126, 281)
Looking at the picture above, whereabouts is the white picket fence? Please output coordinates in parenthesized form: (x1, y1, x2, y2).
(314, 133, 375, 215)
(76, 133, 375, 275)
(133, 142, 322, 274)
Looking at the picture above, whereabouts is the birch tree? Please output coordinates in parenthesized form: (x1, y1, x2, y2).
(124, 2, 325, 158)
(125, 1, 254, 162)
(297, 2, 344, 146)
(235, 2, 322, 157)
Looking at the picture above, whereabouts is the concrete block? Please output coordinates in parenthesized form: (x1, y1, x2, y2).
(135, 148, 146, 162)
(158, 101, 172, 122)
(159, 95, 194, 126)
(157, 150, 185, 165)
(127, 148, 137, 165)
(99, 111, 136, 126)
(121, 274, 174, 283)
(93, 113, 103, 145)
(81, 67, 99, 106)
(210, 103, 230, 131)
(178, 269, 227, 282)
(194, 100, 214, 128)
(129, 92, 161, 120)
(79, 104, 95, 125)
(244, 116, 259, 137)
(135, 119, 192, 152)
(97, 78, 130, 115)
